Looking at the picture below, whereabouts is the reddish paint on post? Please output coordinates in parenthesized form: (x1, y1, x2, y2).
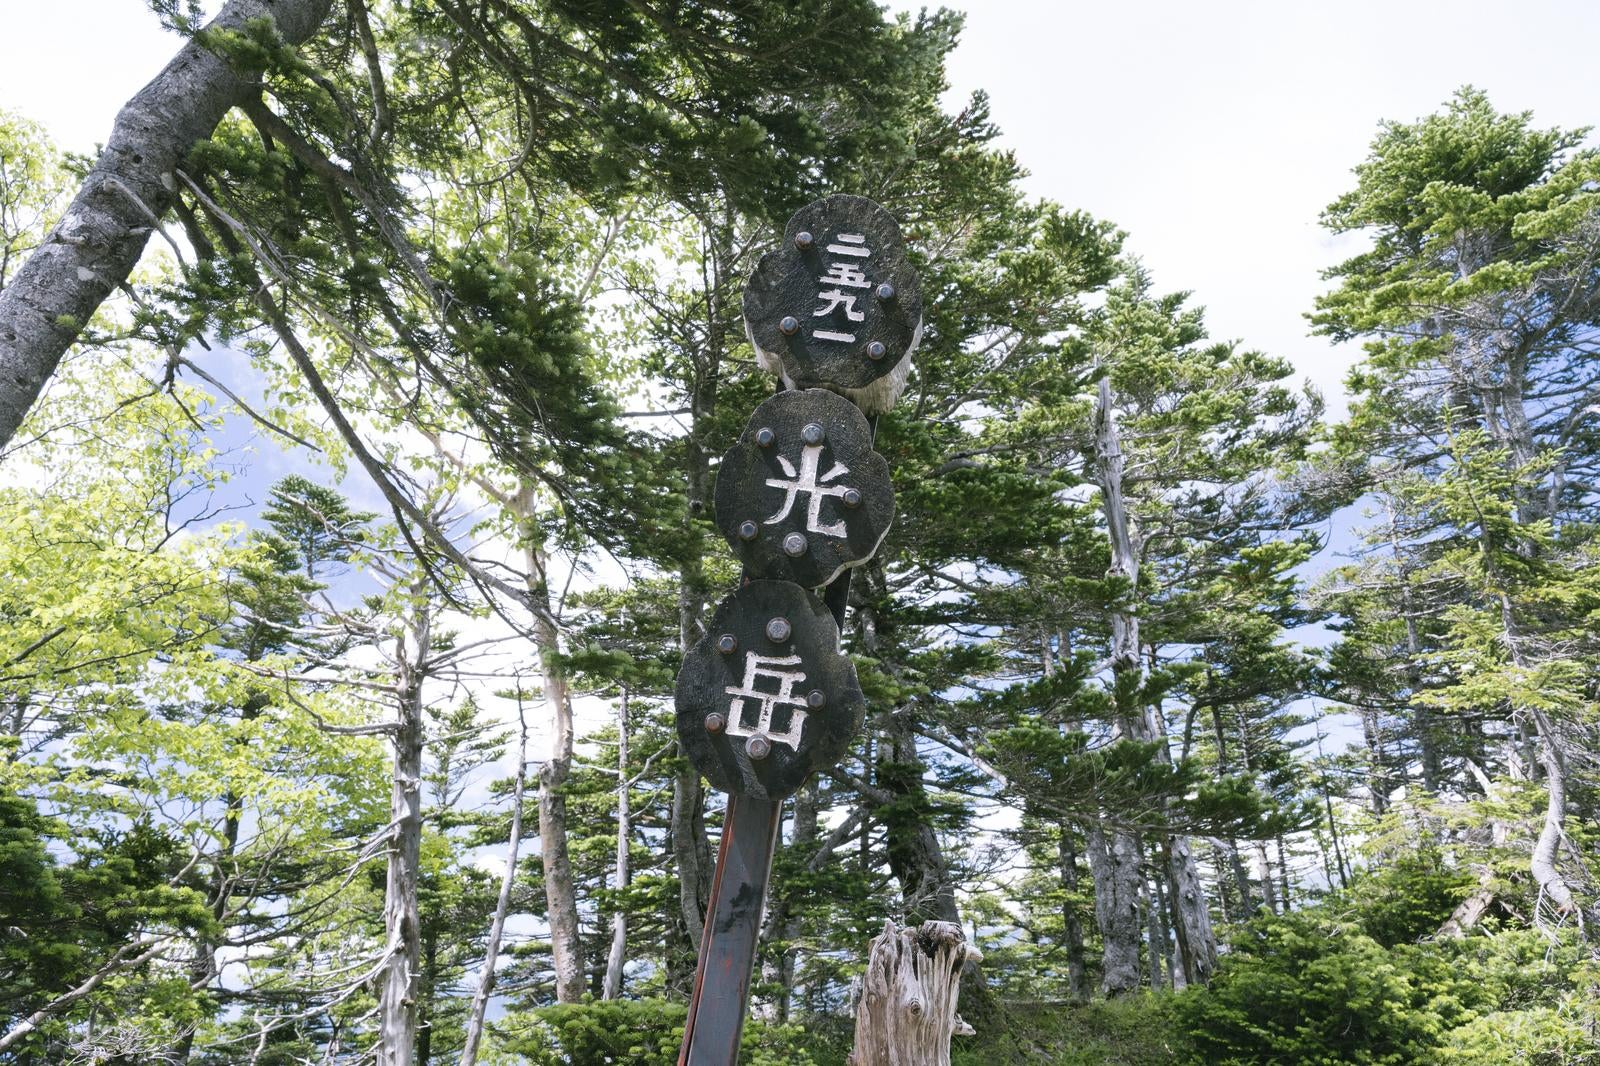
(678, 793, 782, 1065)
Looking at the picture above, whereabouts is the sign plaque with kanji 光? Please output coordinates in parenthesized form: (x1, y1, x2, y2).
(714, 388, 894, 590)
(742, 194, 922, 414)
(676, 580, 865, 801)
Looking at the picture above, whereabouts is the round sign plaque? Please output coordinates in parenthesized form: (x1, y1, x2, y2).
(676, 580, 865, 800)
(742, 194, 922, 414)
(714, 388, 894, 589)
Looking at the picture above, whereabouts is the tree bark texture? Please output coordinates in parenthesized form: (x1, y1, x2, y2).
(1085, 822, 1142, 997)
(379, 593, 429, 1066)
(1056, 827, 1088, 1001)
(1143, 870, 1168, 991)
(519, 520, 585, 1005)
(1092, 371, 1158, 996)
(0, 0, 332, 449)
(849, 921, 979, 1066)
(1163, 834, 1216, 985)
(602, 687, 632, 1001)
(1091, 369, 1217, 990)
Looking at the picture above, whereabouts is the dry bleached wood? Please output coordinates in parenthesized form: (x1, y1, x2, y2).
(849, 921, 980, 1066)
(0, 0, 333, 450)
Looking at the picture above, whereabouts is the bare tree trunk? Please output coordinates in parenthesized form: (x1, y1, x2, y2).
(460, 694, 530, 1066)
(1090, 372, 1151, 996)
(849, 922, 980, 1066)
(513, 496, 584, 1006)
(668, 252, 727, 956)
(879, 710, 959, 926)
(1163, 834, 1215, 984)
(602, 687, 632, 1001)
(379, 592, 430, 1066)
(766, 783, 820, 1023)
(1057, 828, 1088, 1002)
(1386, 500, 1443, 792)
(1526, 706, 1578, 923)
(1254, 840, 1278, 914)
(1437, 886, 1498, 939)
(673, 555, 711, 954)
(671, 770, 710, 951)
(1318, 757, 1351, 891)
(1209, 708, 1256, 915)
(1358, 705, 1392, 815)
(1085, 822, 1142, 997)
(1209, 843, 1234, 923)
(1142, 870, 1166, 991)
(1275, 835, 1293, 911)
(1090, 368, 1216, 989)
(0, 0, 332, 449)
(1039, 634, 1090, 1001)
(533, 629, 582, 1005)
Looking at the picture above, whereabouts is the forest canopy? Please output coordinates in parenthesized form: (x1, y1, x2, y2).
(0, 3, 1596, 1065)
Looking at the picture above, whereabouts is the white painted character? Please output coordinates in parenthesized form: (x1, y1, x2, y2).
(810, 233, 872, 343)
(723, 652, 810, 752)
(764, 441, 853, 537)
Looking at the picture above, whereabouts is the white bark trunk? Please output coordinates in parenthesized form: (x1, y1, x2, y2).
(1164, 834, 1217, 984)
(602, 687, 631, 1000)
(378, 593, 429, 1066)
(1528, 707, 1578, 922)
(849, 921, 980, 1066)
(514, 486, 585, 1004)
(0, 0, 332, 448)
(1437, 885, 1497, 939)
(1092, 370, 1167, 994)
(1086, 821, 1142, 996)
(460, 696, 530, 1066)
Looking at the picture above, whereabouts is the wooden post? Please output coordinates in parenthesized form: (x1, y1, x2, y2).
(849, 921, 981, 1066)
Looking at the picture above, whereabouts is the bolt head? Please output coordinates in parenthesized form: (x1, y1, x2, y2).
(779, 315, 800, 336)
(746, 734, 773, 760)
(782, 532, 808, 557)
(877, 281, 896, 300)
(806, 689, 825, 709)
(801, 422, 825, 446)
(716, 633, 738, 654)
(755, 426, 776, 447)
(704, 712, 726, 734)
(765, 616, 792, 642)
(794, 230, 814, 250)
(866, 340, 887, 360)
(842, 487, 862, 508)
(738, 519, 759, 541)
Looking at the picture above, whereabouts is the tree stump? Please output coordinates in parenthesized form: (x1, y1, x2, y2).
(849, 921, 981, 1066)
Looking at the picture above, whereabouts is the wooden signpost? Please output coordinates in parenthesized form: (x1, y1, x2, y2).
(676, 195, 920, 1066)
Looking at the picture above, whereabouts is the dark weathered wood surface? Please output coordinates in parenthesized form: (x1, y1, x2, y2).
(676, 580, 865, 802)
(715, 388, 894, 589)
(849, 921, 981, 1066)
(743, 194, 921, 413)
